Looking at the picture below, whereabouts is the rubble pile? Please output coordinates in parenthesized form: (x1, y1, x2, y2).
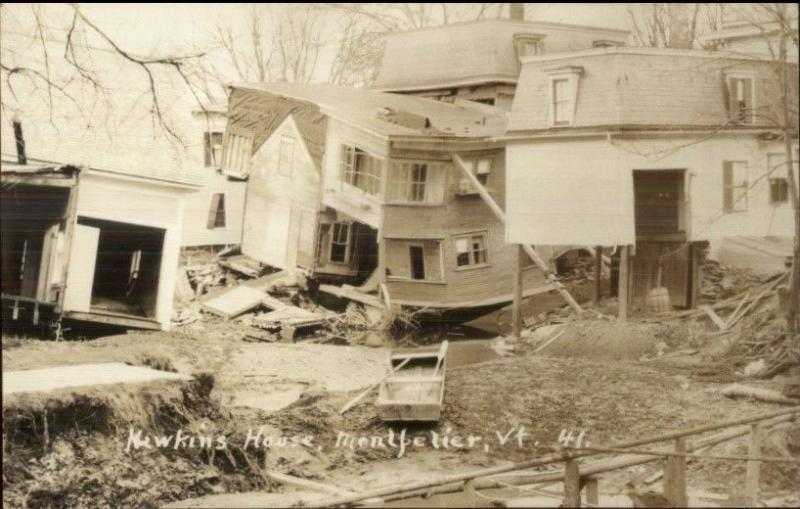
(173, 247, 401, 345)
(699, 259, 767, 303)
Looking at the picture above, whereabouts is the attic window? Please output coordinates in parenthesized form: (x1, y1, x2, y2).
(546, 66, 583, 127)
(726, 74, 755, 124)
(514, 34, 543, 62)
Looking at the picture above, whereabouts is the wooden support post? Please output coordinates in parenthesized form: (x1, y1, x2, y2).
(662, 437, 687, 507)
(584, 476, 599, 506)
(512, 244, 523, 339)
(593, 246, 602, 304)
(745, 423, 762, 506)
(618, 246, 630, 321)
(452, 154, 583, 314)
(563, 459, 582, 507)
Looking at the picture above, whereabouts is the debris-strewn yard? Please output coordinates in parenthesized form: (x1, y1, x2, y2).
(2, 259, 799, 508)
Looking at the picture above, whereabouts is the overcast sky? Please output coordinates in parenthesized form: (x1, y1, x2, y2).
(78, 3, 631, 55)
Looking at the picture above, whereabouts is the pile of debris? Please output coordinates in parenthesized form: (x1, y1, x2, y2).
(520, 261, 797, 381)
(699, 259, 767, 303)
(173, 247, 403, 345)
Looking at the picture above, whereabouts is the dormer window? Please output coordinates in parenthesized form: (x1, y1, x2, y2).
(514, 34, 543, 63)
(546, 66, 583, 127)
(726, 74, 755, 124)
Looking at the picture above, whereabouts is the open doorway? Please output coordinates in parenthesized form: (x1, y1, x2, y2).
(1, 184, 70, 303)
(77, 217, 165, 318)
(633, 170, 685, 237)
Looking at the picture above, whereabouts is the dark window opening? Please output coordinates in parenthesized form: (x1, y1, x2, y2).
(409, 245, 426, 280)
(207, 193, 226, 229)
(770, 178, 789, 204)
(330, 222, 350, 263)
(473, 98, 496, 106)
(633, 170, 684, 235)
(204, 132, 224, 168)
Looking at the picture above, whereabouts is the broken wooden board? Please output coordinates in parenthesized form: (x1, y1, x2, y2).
(244, 270, 296, 292)
(699, 304, 727, 330)
(255, 306, 324, 327)
(202, 285, 268, 320)
(320, 284, 386, 310)
(219, 254, 262, 278)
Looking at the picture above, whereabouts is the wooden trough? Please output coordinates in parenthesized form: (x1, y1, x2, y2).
(375, 341, 448, 422)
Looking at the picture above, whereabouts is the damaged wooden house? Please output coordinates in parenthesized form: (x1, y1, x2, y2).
(218, 17, 629, 318)
(1, 147, 198, 334)
(504, 46, 799, 312)
(223, 82, 554, 318)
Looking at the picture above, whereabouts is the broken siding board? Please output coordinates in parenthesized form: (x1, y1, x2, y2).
(319, 284, 386, 309)
(202, 285, 268, 319)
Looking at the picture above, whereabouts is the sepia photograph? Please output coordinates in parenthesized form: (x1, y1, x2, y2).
(1, 2, 798, 508)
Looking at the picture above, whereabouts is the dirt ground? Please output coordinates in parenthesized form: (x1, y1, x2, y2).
(3, 303, 799, 507)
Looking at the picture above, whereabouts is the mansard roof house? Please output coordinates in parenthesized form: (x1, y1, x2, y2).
(504, 47, 799, 308)
(223, 18, 630, 317)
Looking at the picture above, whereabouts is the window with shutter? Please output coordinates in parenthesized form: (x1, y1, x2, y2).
(723, 161, 748, 212)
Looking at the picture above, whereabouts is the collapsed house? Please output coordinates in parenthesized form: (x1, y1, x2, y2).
(223, 83, 553, 317)
(215, 18, 631, 317)
(503, 47, 799, 309)
(1, 157, 198, 332)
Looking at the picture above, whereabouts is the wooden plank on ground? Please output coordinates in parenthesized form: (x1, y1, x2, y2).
(202, 285, 267, 319)
(699, 304, 727, 330)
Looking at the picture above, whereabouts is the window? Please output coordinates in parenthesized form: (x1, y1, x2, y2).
(388, 161, 445, 204)
(204, 132, 224, 168)
(726, 75, 754, 124)
(514, 35, 542, 62)
(770, 178, 789, 204)
(473, 98, 496, 106)
(409, 245, 426, 280)
(546, 67, 582, 127)
(392, 162, 428, 202)
(552, 78, 571, 125)
(723, 161, 748, 212)
(330, 222, 351, 263)
(457, 158, 492, 194)
(222, 134, 253, 175)
(278, 136, 295, 176)
(454, 233, 489, 268)
(208, 193, 226, 228)
(341, 145, 382, 195)
(768, 152, 799, 205)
